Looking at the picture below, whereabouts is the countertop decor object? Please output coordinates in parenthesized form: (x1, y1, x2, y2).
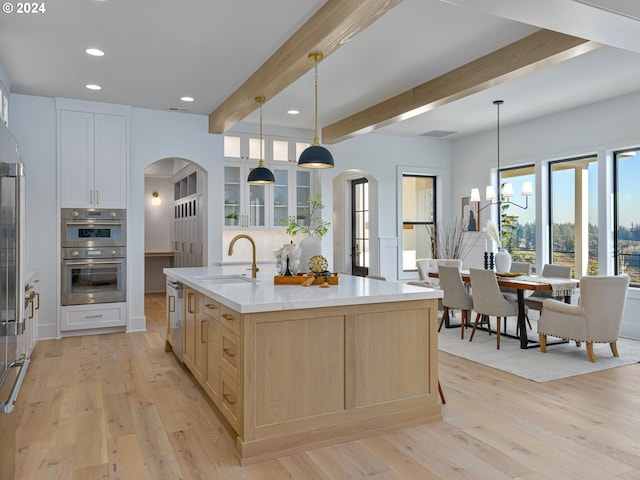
(273, 272, 338, 285)
(308, 254, 328, 273)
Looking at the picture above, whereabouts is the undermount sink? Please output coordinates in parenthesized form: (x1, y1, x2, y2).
(194, 274, 256, 284)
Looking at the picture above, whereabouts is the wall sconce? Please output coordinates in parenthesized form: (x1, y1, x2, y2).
(151, 191, 161, 206)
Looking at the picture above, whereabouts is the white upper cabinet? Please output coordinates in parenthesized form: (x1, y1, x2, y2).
(223, 133, 313, 231)
(59, 108, 128, 209)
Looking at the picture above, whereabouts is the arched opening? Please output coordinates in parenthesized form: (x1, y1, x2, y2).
(143, 157, 208, 325)
(332, 170, 380, 277)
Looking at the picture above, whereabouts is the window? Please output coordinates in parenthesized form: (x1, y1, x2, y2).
(614, 148, 640, 286)
(402, 174, 435, 271)
(549, 155, 598, 277)
(499, 165, 535, 266)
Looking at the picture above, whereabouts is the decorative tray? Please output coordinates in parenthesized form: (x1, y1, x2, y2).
(274, 273, 339, 285)
(496, 272, 524, 278)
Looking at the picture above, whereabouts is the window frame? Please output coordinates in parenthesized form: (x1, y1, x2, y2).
(400, 173, 437, 274)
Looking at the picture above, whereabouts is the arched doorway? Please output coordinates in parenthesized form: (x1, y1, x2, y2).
(143, 157, 208, 291)
(332, 170, 380, 277)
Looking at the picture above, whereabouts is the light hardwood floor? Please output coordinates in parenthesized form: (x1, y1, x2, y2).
(15, 293, 640, 479)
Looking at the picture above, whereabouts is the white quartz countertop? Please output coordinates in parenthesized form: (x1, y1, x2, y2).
(163, 266, 442, 313)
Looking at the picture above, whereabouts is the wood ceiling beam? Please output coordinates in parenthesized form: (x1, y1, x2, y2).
(322, 29, 602, 144)
(208, 0, 402, 134)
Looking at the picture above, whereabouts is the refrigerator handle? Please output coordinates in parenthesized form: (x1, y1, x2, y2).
(0, 358, 30, 414)
(14, 164, 25, 336)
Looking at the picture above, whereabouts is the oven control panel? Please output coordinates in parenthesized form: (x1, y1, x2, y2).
(62, 247, 126, 259)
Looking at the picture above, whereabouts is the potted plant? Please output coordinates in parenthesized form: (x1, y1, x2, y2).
(225, 212, 238, 226)
(284, 194, 331, 272)
(285, 193, 331, 237)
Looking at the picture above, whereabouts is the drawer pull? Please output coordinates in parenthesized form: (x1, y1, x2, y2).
(205, 303, 217, 310)
(223, 348, 235, 358)
(222, 313, 236, 322)
(85, 314, 103, 319)
(223, 393, 236, 405)
(201, 320, 208, 343)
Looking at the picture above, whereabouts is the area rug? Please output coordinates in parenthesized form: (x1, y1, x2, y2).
(437, 314, 640, 382)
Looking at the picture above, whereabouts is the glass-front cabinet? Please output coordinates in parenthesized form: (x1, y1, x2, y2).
(224, 164, 266, 229)
(270, 167, 311, 229)
(224, 132, 313, 231)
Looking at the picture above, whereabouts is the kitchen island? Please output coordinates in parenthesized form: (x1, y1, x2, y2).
(164, 266, 443, 465)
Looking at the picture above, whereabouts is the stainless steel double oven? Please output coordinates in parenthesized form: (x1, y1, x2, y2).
(61, 208, 126, 305)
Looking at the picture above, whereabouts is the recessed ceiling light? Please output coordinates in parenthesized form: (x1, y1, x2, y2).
(85, 48, 104, 57)
(287, 110, 300, 115)
(180, 96, 194, 102)
(86, 84, 102, 90)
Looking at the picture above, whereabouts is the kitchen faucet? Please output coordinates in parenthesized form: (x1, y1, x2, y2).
(228, 234, 259, 278)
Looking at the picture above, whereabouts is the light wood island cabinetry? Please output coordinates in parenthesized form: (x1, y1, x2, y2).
(174, 273, 442, 465)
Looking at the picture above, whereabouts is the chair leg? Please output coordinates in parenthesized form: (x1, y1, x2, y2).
(438, 380, 446, 404)
(496, 316, 501, 350)
(610, 342, 619, 357)
(539, 334, 547, 352)
(469, 313, 480, 341)
(438, 306, 448, 332)
(586, 342, 596, 362)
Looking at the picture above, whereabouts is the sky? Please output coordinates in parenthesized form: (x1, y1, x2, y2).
(498, 157, 638, 228)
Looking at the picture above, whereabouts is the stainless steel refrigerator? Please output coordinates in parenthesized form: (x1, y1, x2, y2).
(0, 121, 29, 480)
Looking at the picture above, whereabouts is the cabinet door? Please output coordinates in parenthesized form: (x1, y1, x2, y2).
(272, 167, 290, 229)
(192, 294, 207, 383)
(295, 170, 312, 228)
(94, 114, 127, 208)
(204, 317, 220, 403)
(183, 288, 197, 370)
(59, 110, 94, 208)
(224, 164, 267, 229)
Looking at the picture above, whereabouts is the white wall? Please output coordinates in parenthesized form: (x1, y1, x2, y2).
(144, 176, 172, 253)
(10, 94, 58, 339)
(452, 91, 640, 339)
(319, 134, 453, 280)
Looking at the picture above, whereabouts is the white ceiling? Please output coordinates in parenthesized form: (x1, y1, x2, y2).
(2, 0, 640, 140)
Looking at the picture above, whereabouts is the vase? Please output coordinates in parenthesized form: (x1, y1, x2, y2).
(494, 248, 512, 273)
(299, 233, 322, 273)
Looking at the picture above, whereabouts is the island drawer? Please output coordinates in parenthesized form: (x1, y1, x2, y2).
(220, 325, 239, 379)
(203, 296, 220, 321)
(219, 304, 240, 335)
(220, 369, 240, 431)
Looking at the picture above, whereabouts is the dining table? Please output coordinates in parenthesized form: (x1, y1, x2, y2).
(430, 270, 579, 349)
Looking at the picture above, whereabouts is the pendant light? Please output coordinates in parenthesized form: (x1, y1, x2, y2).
(470, 100, 531, 236)
(247, 96, 276, 184)
(298, 52, 334, 169)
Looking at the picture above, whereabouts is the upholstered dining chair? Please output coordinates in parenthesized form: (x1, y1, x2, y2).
(469, 268, 520, 349)
(438, 265, 474, 338)
(413, 259, 440, 288)
(524, 263, 572, 313)
(501, 261, 533, 332)
(538, 274, 630, 362)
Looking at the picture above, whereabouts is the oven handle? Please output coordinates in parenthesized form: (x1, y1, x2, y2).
(64, 221, 124, 227)
(1, 358, 30, 414)
(64, 261, 124, 267)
